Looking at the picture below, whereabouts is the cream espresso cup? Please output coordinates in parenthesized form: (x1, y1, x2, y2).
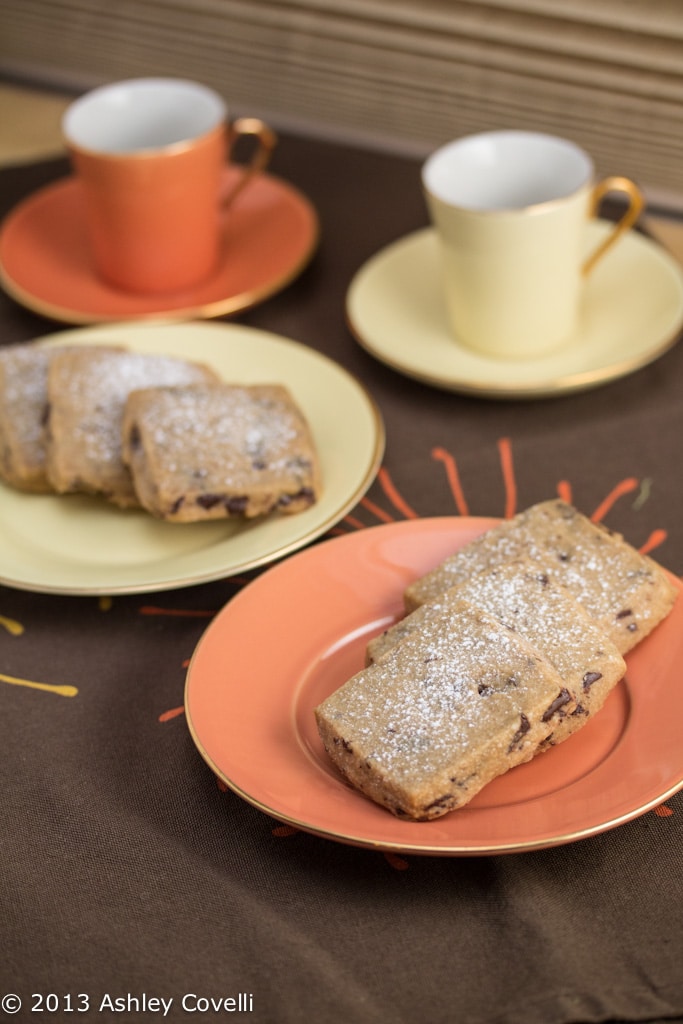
(422, 130, 644, 359)
(63, 78, 276, 294)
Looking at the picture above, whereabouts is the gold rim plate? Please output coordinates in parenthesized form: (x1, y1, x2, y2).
(0, 321, 384, 595)
(186, 517, 683, 855)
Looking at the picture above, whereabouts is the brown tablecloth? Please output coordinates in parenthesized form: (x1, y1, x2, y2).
(1, 139, 683, 1024)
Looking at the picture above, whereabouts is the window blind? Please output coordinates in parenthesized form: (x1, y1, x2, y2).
(1, 0, 681, 202)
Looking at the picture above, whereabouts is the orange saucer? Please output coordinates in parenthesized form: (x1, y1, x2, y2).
(0, 168, 319, 323)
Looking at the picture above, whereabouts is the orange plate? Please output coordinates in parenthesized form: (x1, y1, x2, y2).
(185, 517, 683, 856)
(0, 169, 318, 324)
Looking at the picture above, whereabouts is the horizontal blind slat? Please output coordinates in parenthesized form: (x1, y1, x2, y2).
(1, 0, 682, 198)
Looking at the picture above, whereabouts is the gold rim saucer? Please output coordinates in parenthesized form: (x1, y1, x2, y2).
(0, 169, 319, 324)
(346, 222, 683, 399)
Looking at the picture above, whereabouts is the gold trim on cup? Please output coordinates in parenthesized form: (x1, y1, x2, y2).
(222, 118, 278, 208)
(582, 176, 645, 276)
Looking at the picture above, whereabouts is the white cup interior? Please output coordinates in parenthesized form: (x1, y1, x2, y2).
(422, 130, 593, 210)
(63, 78, 227, 154)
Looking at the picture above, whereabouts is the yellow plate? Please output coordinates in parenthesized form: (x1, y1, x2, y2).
(346, 222, 683, 399)
(0, 321, 384, 595)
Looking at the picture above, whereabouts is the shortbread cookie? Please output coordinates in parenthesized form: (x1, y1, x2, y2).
(367, 559, 626, 750)
(404, 500, 677, 654)
(121, 382, 321, 522)
(45, 348, 218, 507)
(316, 599, 576, 820)
(0, 343, 69, 492)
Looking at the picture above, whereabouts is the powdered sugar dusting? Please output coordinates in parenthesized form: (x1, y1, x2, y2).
(0, 345, 54, 447)
(407, 499, 668, 630)
(124, 383, 319, 515)
(318, 600, 561, 784)
(53, 349, 216, 468)
(0, 345, 73, 487)
(371, 558, 624, 689)
(141, 385, 301, 480)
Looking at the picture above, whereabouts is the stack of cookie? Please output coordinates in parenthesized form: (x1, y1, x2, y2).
(315, 500, 678, 821)
(0, 342, 321, 522)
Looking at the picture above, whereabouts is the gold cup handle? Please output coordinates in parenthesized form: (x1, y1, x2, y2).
(222, 117, 278, 208)
(582, 175, 645, 276)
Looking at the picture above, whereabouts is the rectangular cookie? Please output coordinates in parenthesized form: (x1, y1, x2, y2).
(0, 343, 68, 492)
(121, 382, 321, 522)
(367, 558, 626, 751)
(404, 500, 678, 654)
(45, 347, 218, 508)
(315, 599, 576, 820)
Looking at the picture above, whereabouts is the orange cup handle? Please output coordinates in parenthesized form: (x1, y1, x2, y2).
(222, 118, 278, 208)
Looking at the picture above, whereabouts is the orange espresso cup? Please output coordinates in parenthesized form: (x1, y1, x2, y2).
(63, 78, 276, 294)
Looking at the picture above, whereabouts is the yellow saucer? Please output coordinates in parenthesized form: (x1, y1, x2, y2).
(346, 221, 683, 399)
